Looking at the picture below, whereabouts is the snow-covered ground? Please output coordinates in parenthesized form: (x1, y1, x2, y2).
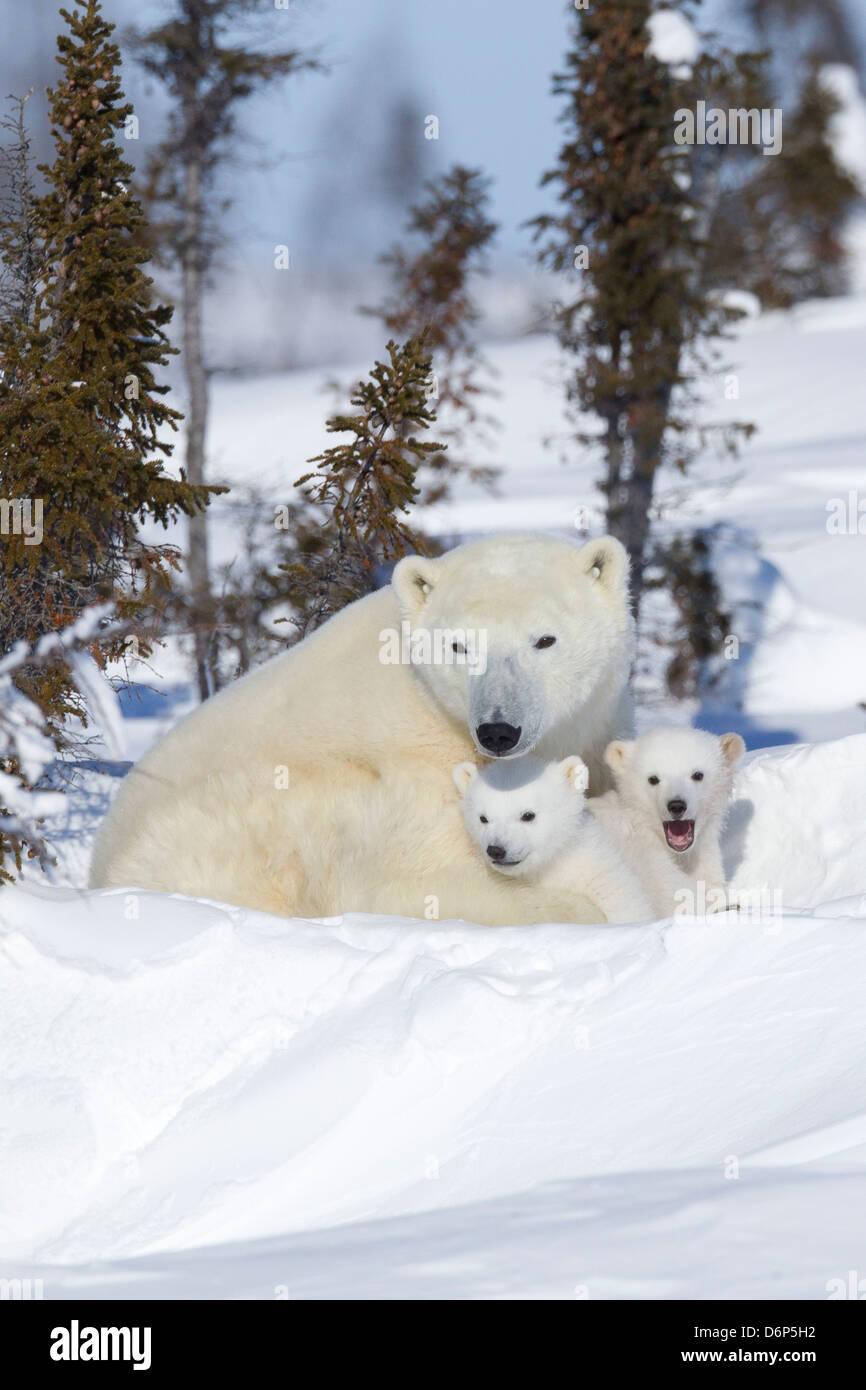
(2, 737, 866, 1299)
(2, 292, 866, 1299)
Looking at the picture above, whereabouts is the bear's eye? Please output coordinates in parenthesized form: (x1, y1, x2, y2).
(479, 814, 488, 824)
(520, 811, 536, 822)
(692, 771, 704, 781)
(647, 775, 660, 785)
(452, 640, 465, 655)
(534, 635, 556, 649)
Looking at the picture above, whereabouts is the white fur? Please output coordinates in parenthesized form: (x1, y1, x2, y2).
(90, 532, 635, 925)
(590, 727, 745, 918)
(453, 755, 654, 924)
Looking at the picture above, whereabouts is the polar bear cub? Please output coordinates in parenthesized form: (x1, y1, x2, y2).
(452, 755, 654, 924)
(590, 727, 745, 918)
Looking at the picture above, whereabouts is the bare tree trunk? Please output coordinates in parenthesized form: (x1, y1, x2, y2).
(612, 380, 673, 620)
(601, 407, 625, 538)
(618, 453, 657, 611)
(180, 153, 212, 701)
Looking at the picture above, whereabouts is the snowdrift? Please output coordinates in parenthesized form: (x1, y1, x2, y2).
(2, 734, 866, 1299)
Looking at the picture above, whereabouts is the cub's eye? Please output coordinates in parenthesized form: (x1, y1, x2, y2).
(692, 771, 704, 781)
(647, 775, 660, 786)
(520, 811, 536, 822)
(534, 635, 556, 649)
(452, 641, 465, 654)
(479, 815, 488, 824)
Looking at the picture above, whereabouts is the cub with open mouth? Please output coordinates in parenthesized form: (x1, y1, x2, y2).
(590, 727, 745, 918)
(453, 754, 653, 924)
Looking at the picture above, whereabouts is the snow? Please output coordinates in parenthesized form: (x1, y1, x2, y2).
(10, 1171, 866, 1302)
(0, 609, 124, 837)
(646, 8, 700, 75)
(3, 272, 866, 1298)
(2, 735, 866, 1298)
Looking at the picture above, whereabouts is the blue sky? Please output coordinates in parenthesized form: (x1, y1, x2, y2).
(3, 0, 864, 274)
(2, 0, 567, 263)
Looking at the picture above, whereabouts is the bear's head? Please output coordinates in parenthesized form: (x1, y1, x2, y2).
(452, 754, 589, 877)
(392, 533, 632, 759)
(604, 727, 745, 854)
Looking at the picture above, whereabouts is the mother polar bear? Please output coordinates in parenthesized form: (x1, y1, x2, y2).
(90, 532, 635, 925)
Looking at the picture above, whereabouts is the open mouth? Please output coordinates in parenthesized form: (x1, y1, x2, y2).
(663, 819, 695, 853)
(493, 857, 524, 869)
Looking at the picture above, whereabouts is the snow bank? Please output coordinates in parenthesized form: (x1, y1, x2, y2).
(2, 735, 866, 1297)
(12, 1167, 866, 1302)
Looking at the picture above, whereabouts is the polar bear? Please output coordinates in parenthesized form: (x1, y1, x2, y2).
(90, 532, 634, 925)
(453, 755, 654, 923)
(590, 727, 745, 918)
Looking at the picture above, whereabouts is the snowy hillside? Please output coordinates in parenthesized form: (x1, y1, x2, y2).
(2, 735, 866, 1299)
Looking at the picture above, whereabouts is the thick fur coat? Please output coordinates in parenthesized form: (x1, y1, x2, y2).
(90, 532, 635, 924)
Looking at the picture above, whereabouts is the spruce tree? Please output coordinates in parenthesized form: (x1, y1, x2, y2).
(0, 92, 41, 333)
(644, 529, 732, 698)
(777, 67, 860, 299)
(531, 0, 755, 610)
(0, 0, 214, 707)
(705, 64, 860, 306)
(741, 0, 863, 90)
(366, 165, 499, 503)
(284, 337, 445, 636)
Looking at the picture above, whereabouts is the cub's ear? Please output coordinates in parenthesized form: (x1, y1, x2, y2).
(576, 536, 629, 600)
(559, 755, 589, 793)
(604, 739, 632, 774)
(392, 554, 440, 619)
(452, 762, 477, 797)
(719, 732, 746, 767)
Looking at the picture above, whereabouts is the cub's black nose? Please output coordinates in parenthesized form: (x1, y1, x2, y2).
(477, 722, 521, 755)
(667, 798, 687, 817)
(486, 843, 507, 862)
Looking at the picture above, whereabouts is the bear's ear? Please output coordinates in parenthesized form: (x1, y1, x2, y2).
(559, 755, 589, 793)
(604, 739, 632, 774)
(720, 732, 746, 767)
(452, 762, 477, 797)
(392, 554, 441, 619)
(576, 536, 630, 599)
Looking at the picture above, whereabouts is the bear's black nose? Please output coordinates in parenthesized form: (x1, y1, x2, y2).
(486, 843, 507, 862)
(667, 797, 687, 817)
(477, 722, 521, 755)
